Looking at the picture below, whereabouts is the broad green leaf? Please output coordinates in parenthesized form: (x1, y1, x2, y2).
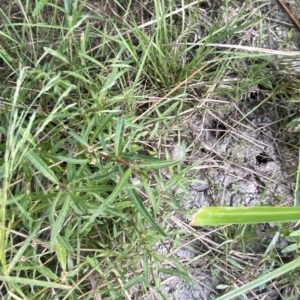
(216, 284, 229, 290)
(114, 118, 125, 156)
(26, 150, 59, 184)
(137, 159, 178, 170)
(289, 230, 300, 236)
(83, 115, 95, 141)
(190, 206, 300, 226)
(67, 161, 76, 182)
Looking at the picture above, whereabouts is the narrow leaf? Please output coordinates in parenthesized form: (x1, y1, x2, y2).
(8, 217, 45, 273)
(127, 184, 167, 236)
(91, 113, 114, 143)
(57, 235, 74, 254)
(114, 118, 125, 156)
(32, 0, 48, 16)
(209, 17, 263, 43)
(137, 159, 178, 170)
(217, 257, 300, 300)
(56, 240, 67, 271)
(0, 275, 71, 290)
(56, 155, 89, 164)
(35, 265, 58, 280)
(281, 243, 300, 253)
(43, 47, 69, 64)
(123, 274, 144, 289)
(81, 168, 132, 233)
(158, 268, 190, 281)
(190, 206, 300, 226)
(50, 194, 71, 252)
(68, 131, 89, 147)
(26, 150, 59, 184)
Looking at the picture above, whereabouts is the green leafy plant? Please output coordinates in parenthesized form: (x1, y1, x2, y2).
(1, 0, 300, 299)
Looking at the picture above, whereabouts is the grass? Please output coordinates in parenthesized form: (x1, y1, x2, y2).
(0, 0, 300, 299)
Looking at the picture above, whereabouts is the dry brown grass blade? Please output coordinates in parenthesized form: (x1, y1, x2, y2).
(275, 0, 300, 33)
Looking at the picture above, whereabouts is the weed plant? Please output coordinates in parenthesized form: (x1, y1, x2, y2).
(0, 0, 300, 299)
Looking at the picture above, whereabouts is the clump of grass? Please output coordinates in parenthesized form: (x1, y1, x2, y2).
(1, 0, 300, 299)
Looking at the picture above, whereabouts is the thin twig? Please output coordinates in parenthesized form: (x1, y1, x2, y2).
(275, 0, 300, 33)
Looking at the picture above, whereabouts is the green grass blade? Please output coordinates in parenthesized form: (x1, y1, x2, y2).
(43, 47, 69, 64)
(55, 156, 89, 164)
(68, 131, 90, 147)
(209, 17, 263, 43)
(0, 275, 71, 290)
(35, 265, 58, 280)
(26, 150, 59, 184)
(8, 217, 46, 273)
(295, 148, 300, 206)
(127, 184, 167, 237)
(32, 0, 48, 16)
(55, 240, 67, 271)
(137, 159, 178, 170)
(217, 257, 300, 300)
(114, 118, 125, 156)
(81, 168, 132, 233)
(50, 193, 72, 252)
(91, 113, 114, 143)
(190, 206, 300, 226)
